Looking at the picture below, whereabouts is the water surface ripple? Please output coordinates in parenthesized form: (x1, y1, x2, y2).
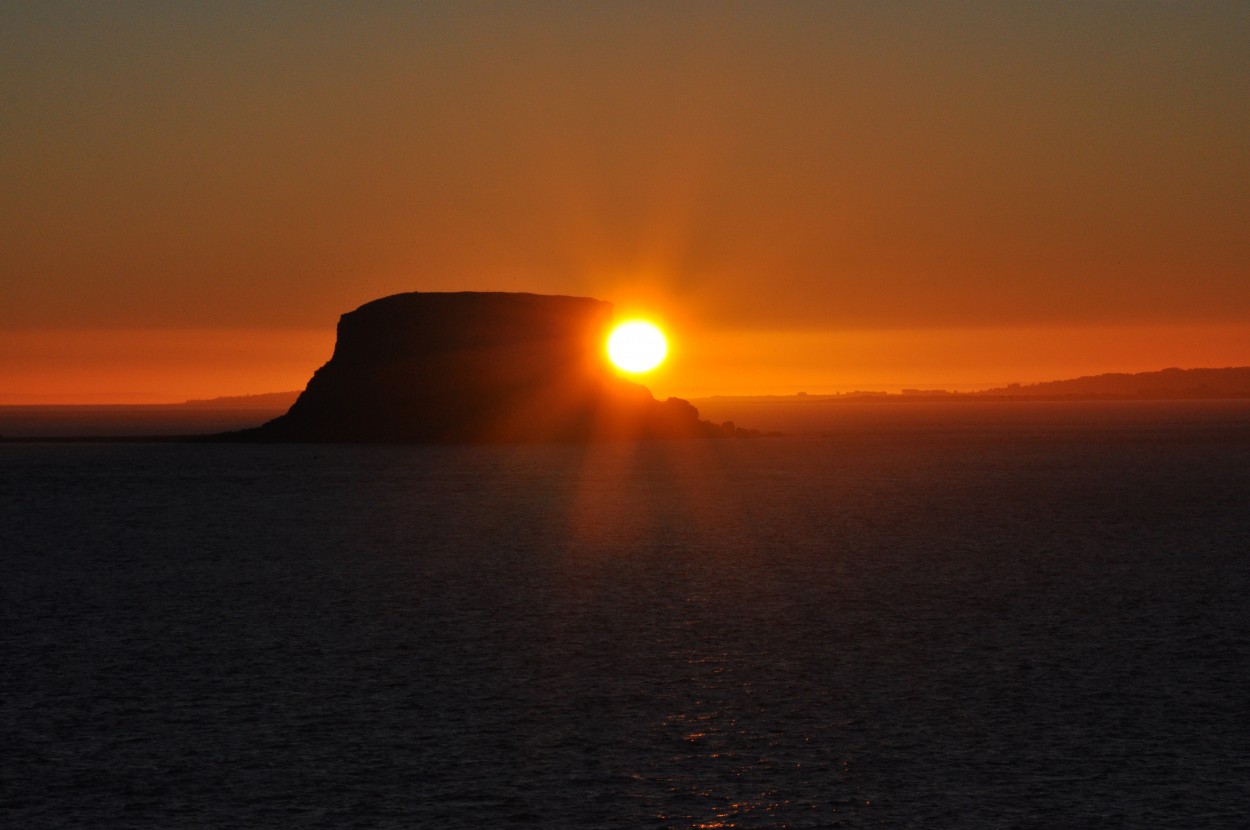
(3, 403, 1249, 828)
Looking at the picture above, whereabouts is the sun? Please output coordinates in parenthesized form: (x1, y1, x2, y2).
(607, 320, 668, 373)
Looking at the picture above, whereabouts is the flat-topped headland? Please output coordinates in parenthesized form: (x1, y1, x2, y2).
(219, 291, 751, 443)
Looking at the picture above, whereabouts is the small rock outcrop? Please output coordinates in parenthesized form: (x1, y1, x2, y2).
(224, 291, 745, 443)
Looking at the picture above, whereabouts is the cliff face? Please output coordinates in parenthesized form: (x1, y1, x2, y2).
(237, 291, 717, 442)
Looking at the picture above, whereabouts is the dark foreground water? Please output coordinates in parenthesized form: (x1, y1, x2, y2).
(3, 402, 1249, 828)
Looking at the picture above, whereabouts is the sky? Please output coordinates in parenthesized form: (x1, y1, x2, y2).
(3, 1, 1249, 402)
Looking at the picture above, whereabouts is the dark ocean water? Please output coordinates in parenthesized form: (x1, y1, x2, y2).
(3, 402, 1249, 828)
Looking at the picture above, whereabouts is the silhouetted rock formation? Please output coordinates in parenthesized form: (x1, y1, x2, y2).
(223, 292, 749, 443)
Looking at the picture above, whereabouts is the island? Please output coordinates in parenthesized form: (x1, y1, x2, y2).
(217, 291, 753, 443)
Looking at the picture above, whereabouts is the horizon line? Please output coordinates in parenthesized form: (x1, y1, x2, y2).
(4, 364, 1249, 407)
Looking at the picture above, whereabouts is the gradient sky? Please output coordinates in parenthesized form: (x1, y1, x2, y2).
(3, 1, 1249, 401)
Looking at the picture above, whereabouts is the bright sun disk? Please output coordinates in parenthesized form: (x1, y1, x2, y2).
(607, 321, 667, 373)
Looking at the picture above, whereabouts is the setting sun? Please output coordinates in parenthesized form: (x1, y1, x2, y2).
(607, 321, 668, 373)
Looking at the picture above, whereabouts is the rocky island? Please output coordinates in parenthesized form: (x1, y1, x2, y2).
(222, 291, 750, 443)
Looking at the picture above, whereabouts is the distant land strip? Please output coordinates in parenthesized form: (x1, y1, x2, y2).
(697, 367, 1250, 403)
(166, 391, 303, 409)
(14, 367, 1250, 412)
(4, 368, 1250, 442)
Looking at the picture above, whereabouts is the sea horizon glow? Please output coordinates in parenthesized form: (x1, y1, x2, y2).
(5, 321, 1250, 405)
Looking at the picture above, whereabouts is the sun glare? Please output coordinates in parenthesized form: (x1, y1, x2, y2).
(607, 321, 668, 373)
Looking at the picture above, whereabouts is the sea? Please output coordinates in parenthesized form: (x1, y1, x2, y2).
(3, 401, 1249, 829)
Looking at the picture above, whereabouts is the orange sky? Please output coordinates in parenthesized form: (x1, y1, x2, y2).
(3, 3, 1248, 403)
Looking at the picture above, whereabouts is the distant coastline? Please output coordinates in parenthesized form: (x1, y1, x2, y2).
(0, 394, 301, 440)
(178, 391, 303, 409)
(4, 368, 1250, 441)
(0, 392, 303, 412)
(696, 367, 1250, 404)
(11, 367, 1250, 411)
